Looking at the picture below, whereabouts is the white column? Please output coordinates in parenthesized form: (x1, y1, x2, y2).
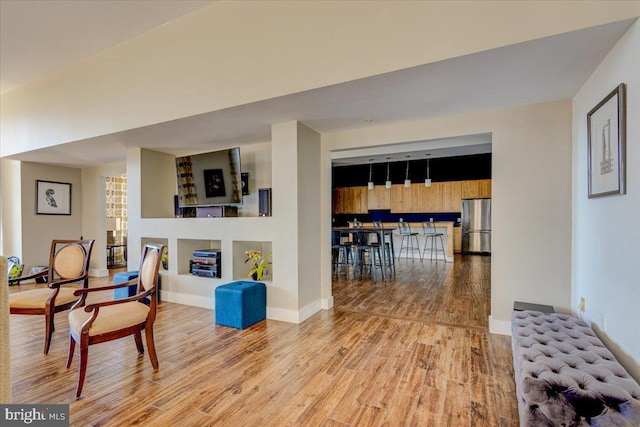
(271, 121, 322, 322)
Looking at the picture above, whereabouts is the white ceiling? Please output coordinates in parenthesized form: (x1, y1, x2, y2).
(0, 0, 214, 94)
(0, 2, 635, 167)
(331, 134, 493, 166)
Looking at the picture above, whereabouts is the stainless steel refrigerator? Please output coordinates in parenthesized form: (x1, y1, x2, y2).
(461, 198, 491, 254)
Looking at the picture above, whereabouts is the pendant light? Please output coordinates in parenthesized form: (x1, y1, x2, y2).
(367, 159, 374, 190)
(385, 157, 392, 189)
(424, 154, 432, 187)
(404, 156, 411, 188)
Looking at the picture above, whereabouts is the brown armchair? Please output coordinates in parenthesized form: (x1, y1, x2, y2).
(66, 243, 165, 398)
(9, 240, 95, 354)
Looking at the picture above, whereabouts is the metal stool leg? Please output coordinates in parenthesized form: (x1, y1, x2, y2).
(431, 235, 435, 262)
(397, 235, 407, 261)
(370, 245, 384, 283)
(413, 234, 421, 261)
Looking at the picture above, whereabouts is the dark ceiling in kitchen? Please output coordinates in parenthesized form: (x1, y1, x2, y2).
(332, 153, 491, 187)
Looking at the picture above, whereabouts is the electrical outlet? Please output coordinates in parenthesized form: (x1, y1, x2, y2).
(600, 311, 607, 331)
(430, 217, 434, 223)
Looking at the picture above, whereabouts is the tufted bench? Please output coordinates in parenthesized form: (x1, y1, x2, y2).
(511, 310, 640, 426)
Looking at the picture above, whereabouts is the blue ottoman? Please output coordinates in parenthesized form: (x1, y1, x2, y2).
(215, 281, 266, 329)
(113, 271, 139, 300)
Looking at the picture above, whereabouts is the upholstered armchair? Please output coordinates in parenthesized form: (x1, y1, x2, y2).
(8, 240, 95, 354)
(66, 244, 165, 398)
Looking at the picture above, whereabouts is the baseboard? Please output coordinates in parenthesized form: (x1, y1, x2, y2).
(322, 296, 334, 310)
(299, 299, 322, 323)
(160, 291, 326, 324)
(266, 307, 300, 323)
(489, 315, 511, 336)
(161, 291, 213, 310)
(89, 268, 109, 278)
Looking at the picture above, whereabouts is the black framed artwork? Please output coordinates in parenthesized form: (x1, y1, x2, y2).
(587, 83, 626, 198)
(36, 180, 72, 215)
(203, 169, 226, 197)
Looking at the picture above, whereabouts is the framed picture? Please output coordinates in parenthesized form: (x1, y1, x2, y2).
(587, 83, 626, 198)
(203, 169, 226, 198)
(36, 180, 72, 215)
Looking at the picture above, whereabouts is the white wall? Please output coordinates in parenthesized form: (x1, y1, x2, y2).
(270, 122, 301, 319)
(19, 162, 82, 270)
(2, 2, 638, 156)
(125, 142, 326, 321)
(572, 21, 640, 381)
(140, 149, 176, 219)
(296, 123, 322, 313)
(323, 100, 573, 333)
(0, 159, 22, 258)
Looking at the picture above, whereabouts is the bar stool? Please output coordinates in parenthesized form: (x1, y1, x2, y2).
(373, 221, 394, 276)
(421, 221, 446, 263)
(397, 221, 421, 261)
(352, 230, 385, 283)
(332, 230, 353, 277)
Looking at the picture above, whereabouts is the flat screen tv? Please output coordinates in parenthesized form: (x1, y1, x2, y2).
(176, 147, 242, 207)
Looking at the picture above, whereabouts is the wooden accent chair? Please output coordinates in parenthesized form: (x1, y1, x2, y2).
(66, 244, 165, 398)
(9, 240, 95, 354)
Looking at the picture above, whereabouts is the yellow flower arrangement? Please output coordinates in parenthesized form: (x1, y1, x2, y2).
(244, 250, 272, 280)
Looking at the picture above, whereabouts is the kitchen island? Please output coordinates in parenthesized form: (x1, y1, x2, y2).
(356, 222, 454, 262)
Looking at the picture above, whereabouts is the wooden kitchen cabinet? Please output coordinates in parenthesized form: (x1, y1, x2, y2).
(391, 183, 443, 213)
(333, 186, 368, 214)
(461, 180, 479, 198)
(419, 182, 443, 212)
(367, 185, 391, 210)
(354, 187, 369, 213)
(441, 181, 462, 212)
(334, 178, 489, 214)
(390, 184, 411, 213)
(453, 227, 462, 252)
(478, 179, 492, 198)
(461, 179, 491, 199)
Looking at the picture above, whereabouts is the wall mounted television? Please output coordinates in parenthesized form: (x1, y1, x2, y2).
(176, 147, 242, 207)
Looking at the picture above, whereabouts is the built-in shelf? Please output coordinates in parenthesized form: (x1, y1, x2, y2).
(232, 240, 273, 281)
(177, 238, 221, 275)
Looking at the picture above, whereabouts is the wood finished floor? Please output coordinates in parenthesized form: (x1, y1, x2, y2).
(8, 255, 518, 426)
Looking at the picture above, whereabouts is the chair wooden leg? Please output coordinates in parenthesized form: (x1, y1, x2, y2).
(44, 314, 55, 354)
(134, 331, 144, 354)
(76, 347, 88, 399)
(66, 336, 76, 368)
(145, 326, 159, 370)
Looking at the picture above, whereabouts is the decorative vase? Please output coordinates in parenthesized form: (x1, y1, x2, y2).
(162, 260, 168, 270)
(251, 272, 258, 281)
